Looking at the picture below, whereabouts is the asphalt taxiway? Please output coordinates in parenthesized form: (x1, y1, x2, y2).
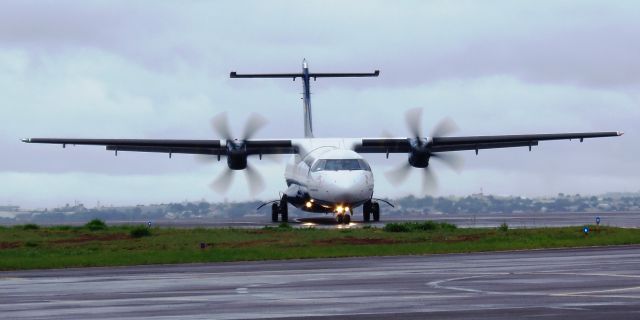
(2, 245, 640, 319)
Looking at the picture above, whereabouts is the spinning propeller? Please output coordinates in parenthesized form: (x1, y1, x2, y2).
(199, 112, 269, 196)
(384, 108, 464, 193)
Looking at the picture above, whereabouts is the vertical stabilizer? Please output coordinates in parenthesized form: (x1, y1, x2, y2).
(301, 59, 314, 138)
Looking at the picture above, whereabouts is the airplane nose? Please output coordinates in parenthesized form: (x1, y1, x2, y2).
(316, 172, 371, 204)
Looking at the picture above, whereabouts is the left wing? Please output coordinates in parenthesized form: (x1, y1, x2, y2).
(21, 138, 298, 156)
(354, 131, 623, 154)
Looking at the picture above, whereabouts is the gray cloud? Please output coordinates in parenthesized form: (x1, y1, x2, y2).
(1, 0, 638, 207)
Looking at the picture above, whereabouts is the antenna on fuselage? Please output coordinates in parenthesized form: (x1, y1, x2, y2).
(230, 60, 379, 138)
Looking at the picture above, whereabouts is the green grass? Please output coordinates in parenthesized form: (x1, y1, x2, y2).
(0, 222, 638, 270)
(130, 225, 152, 238)
(21, 224, 40, 230)
(85, 219, 107, 231)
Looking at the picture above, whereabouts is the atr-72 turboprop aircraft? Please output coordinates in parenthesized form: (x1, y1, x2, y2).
(23, 60, 623, 224)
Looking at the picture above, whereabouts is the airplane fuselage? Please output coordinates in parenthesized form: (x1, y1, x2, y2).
(284, 138, 374, 214)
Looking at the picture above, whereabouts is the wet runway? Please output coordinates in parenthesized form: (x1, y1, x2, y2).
(138, 211, 640, 229)
(18, 211, 640, 230)
(2, 245, 640, 319)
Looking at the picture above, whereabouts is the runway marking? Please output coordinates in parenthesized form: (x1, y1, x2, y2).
(548, 306, 587, 311)
(535, 272, 640, 279)
(427, 274, 511, 295)
(428, 271, 640, 298)
(553, 286, 640, 297)
(0, 277, 24, 281)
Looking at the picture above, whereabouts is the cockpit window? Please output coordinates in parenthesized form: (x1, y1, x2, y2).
(358, 159, 371, 171)
(311, 159, 371, 172)
(311, 160, 326, 172)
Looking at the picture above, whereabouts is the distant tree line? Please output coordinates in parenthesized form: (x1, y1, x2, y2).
(4, 193, 640, 223)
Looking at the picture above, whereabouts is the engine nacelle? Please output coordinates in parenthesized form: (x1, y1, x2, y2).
(408, 152, 429, 168)
(407, 137, 431, 168)
(225, 141, 248, 170)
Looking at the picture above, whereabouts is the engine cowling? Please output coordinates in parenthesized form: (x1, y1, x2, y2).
(407, 137, 431, 168)
(408, 152, 430, 168)
(225, 141, 248, 170)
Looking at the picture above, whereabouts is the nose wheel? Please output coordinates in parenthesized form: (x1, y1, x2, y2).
(336, 213, 351, 224)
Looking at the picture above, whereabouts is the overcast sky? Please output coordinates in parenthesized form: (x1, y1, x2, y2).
(1, 0, 638, 208)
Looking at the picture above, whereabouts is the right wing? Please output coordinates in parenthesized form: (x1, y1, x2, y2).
(354, 131, 623, 154)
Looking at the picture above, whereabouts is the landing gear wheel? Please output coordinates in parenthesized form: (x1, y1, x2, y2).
(337, 214, 344, 224)
(372, 202, 380, 222)
(363, 201, 372, 223)
(271, 203, 278, 222)
(279, 195, 288, 222)
(343, 214, 351, 224)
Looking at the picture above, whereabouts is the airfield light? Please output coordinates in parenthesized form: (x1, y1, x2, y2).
(305, 201, 313, 208)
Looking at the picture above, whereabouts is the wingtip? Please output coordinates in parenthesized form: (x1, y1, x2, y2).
(617, 131, 624, 136)
(21, 138, 30, 143)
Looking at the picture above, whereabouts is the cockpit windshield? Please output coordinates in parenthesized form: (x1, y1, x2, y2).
(311, 159, 371, 172)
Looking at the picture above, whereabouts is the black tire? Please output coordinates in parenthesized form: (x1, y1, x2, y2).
(363, 201, 372, 222)
(363, 211, 370, 222)
(337, 214, 343, 224)
(372, 202, 380, 222)
(279, 195, 289, 222)
(343, 214, 351, 224)
(271, 203, 278, 222)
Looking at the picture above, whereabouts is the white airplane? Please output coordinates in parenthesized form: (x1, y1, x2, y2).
(23, 60, 623, 224)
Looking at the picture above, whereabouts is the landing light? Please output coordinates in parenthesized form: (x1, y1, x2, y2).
(336, 206, 344, 214)
(305, 201, 313, 208)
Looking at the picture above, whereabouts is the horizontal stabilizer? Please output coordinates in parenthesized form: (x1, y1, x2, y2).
(309, 71, 379, 78)
(230, 72, 302, 79)
(230, 71, 380, 79)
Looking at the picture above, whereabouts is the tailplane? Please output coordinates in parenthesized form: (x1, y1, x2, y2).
(230, 60, 379, 138)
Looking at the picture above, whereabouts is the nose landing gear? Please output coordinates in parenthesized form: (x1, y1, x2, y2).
(336, 213, 351, 224)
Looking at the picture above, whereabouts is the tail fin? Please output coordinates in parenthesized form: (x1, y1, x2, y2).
(230, 59, 379, 138)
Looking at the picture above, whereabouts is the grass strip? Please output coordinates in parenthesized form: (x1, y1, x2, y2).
(0, 222, 638, 270)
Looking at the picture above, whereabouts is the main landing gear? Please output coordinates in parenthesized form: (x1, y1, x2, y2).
(362, 200, 380, 223)
(271, 195, 289, 222)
